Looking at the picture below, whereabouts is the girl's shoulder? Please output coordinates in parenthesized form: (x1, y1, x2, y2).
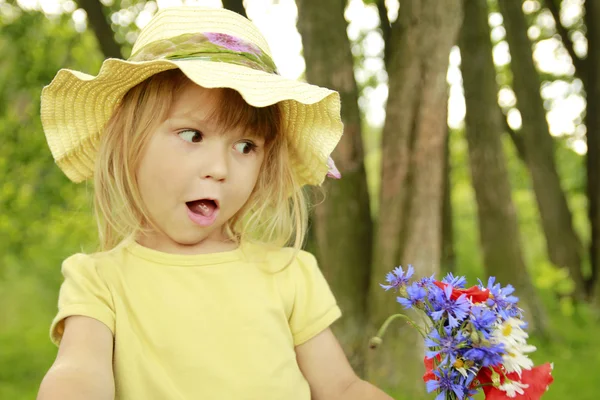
(247, 243, 338, 337)
(59, 243, 130, 274)
(242, 242, 319, 275)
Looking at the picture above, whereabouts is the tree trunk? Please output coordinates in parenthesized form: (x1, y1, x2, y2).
(498, 0, 586, 300)
(296, 0, 373, 373)
(376, 0, 392, 65)
(441, 114, 456, 275)
(460, 0, 548, 335)
(367, 0, 463, 393)
(76, 0, 121, 59)
(503, 112, 527, 163)
(222, 0, 248, 19)
(585, 0, 600, 304)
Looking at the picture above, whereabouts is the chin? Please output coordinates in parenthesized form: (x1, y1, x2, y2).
(169, 231, 210, 246)
(173, 225, 224, 245)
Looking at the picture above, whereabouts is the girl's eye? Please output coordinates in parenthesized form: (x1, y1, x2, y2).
(178, 129, 203, 143)
(234, 141, 257, 155)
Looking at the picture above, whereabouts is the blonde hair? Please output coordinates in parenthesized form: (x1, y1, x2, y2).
(94, 69, 308, 252)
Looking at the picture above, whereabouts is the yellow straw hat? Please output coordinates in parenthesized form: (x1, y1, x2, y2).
(41, 6, 342, 186)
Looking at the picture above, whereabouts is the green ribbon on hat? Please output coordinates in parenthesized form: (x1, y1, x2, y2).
(129, 32, 279, 74)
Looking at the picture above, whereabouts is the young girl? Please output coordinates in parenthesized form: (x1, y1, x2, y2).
(37, 6, 392, 400)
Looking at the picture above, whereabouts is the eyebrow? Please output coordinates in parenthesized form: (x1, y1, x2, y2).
(165, 116, 226, 135)
(166, 115, 260, 140)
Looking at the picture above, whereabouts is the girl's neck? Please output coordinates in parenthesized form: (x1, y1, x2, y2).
(135, 230, 239, 255)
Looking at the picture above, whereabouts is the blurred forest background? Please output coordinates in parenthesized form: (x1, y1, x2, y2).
(1, 0, 600, 398)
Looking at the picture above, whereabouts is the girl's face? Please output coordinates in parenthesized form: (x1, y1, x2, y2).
(135, 83, 265, 254)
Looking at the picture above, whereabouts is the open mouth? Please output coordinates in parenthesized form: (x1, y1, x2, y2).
(186, 199, 219, 227)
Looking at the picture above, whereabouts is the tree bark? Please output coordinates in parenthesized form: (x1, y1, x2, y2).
(376, 0, 391, 64)
(503, 111, 527, 162)
(367, 0, 463, 392)
(222, 0, 248, 19)
(585, 0, 600, 304)
(296, 0, 373, 373)
(76, 0, 121, 59)
(441, 110, 456, 275)
(460, 0, 548, 335)
(498, 0, 586, 300)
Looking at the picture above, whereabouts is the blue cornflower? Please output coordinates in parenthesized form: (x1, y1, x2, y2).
(469, 306, 497, 338)
(479, 277, 521, 319)
(424, 326, 467, 364)
(442, 272, 467, 288)
(462, 374, 478, 399)
(397, 282, 426, 309)
(380, 265, 414, 291)
(417, 274, 436, 288)
(463, 342, 504, 367)
(429, 284, 471, 328)
(425, 368, 465, 400)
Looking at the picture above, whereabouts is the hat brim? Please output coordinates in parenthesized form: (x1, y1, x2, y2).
(41, 58, 342, 186)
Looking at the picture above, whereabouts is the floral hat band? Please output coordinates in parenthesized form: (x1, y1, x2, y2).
(129, 32, 279, 75)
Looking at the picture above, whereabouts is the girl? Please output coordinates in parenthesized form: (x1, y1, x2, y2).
(37, 6, 392, 400)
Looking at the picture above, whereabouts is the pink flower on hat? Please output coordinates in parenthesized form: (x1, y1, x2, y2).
(205, 33, 261, 55)
(326, 157, 341, 179)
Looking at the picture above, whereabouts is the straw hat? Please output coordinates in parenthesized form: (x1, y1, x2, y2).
(41, 6, 342, 186)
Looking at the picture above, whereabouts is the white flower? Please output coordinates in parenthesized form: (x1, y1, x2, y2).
(452, 357, 479, 379)
(502, 343, 536, 375)
(491, 317, 536, 376)
(494, 318, 529, 344)
(499, 380, 529, 397)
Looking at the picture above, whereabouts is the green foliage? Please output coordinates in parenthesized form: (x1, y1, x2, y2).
(103, 0, 152, 57)
(0, 6, 100, 397)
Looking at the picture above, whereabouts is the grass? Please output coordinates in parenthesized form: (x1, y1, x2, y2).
(526, 301, 600, 400)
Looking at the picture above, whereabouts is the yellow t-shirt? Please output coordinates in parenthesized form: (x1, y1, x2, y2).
(50, 240, 342, 400)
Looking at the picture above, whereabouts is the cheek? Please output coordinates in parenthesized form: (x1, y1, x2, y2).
(232, 157, 264, 201)
(247, 154, 265, 188)
(136, 140, 182, 206)
(136, 163, 161, 213)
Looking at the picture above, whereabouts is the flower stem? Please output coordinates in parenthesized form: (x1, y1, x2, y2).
(369, 313, 426, 349)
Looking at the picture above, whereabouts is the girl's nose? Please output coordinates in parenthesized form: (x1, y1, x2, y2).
(200, 144, 228, 181)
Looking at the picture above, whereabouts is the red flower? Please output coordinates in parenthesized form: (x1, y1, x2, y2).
(476, 363, 554, 399)
(434, 281, 490, 303)
(422, 355, 441, 382)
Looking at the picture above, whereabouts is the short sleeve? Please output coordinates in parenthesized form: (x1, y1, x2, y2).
(49, 253, 115, 346)
(288, 251, 342, 346)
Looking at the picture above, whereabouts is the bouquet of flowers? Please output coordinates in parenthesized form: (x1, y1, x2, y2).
(371, 266, 554, 399)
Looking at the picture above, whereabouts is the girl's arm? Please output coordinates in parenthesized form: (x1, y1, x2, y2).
(37, 316, 115, 400)
(295, 328, 394, 400)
